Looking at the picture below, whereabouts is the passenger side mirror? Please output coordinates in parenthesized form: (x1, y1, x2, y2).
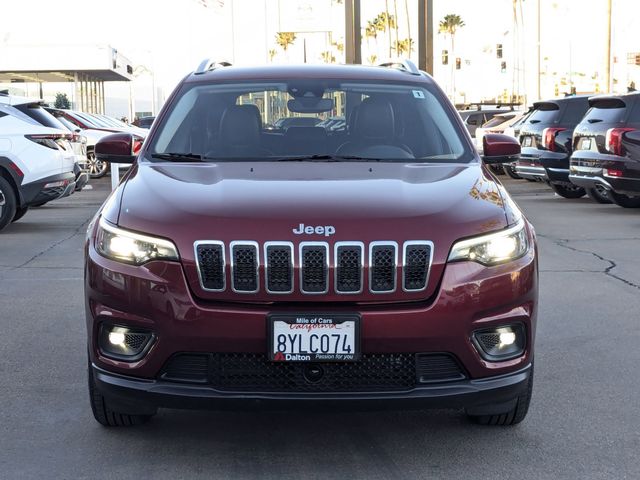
(482, 133, 520, 164)
(95, 133, 144, 164)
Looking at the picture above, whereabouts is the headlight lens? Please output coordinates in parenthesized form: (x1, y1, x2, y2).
(96, 217, 179, 265)
(448, 220, 529, 266)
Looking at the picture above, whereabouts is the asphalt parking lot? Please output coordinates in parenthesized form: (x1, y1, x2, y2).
(1, 176, 639, 479)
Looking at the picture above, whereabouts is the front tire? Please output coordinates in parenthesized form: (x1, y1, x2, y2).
(12, 206, 29, 222)
(609, 191, 640, 208)
(550, 183, 586, 199)
(467, 366, 534, 426)
(0, 176, 18, 231)
(586, 185, 612, 204)
(88, 364, 155, 427)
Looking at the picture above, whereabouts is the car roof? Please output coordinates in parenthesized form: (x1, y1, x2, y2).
(185, 63, 435, 85)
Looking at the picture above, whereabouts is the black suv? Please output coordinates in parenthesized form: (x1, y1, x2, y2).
(569, 93, 640, 207)
(515, 96, 591, 198)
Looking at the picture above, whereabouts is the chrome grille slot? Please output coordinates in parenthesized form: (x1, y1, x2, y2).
(335, 242, 363, 293)
(265, 242, 294, 293)
(300, 243, 328, 294)
(195, 241, 225, 291)
(231, 242, 259, 293)
(403, 242, 433, 292)
(369, 242, 397, 293)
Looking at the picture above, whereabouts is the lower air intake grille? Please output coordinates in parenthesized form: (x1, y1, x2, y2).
(301, 244, 328, 293)
(415, 353, 466, 383)
(161, 354, 209, 383)
(404, 243, 431, 291)
(370, 244, 397, 292)
(161, 353, 417, 392)
(196, 243, 225, 291)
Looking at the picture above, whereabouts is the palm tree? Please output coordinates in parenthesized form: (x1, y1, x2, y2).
(439, 14, 465, 100)
(268, 49, 277, 63)
(393, 38, 414, 57)
(275, 32, 297, 53)
(367, 54, 378, 65)
(320, 51, 336, 63)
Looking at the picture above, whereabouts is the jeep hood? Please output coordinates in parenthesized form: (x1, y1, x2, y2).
(111, 161, 513, 303)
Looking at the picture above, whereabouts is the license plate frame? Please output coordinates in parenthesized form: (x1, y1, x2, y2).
(267, 313, 361, 362)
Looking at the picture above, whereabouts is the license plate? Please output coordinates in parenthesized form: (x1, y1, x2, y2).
(268, 313, 360, 362)
(522, 136, 533, 147)
(581, 137, 592, 150)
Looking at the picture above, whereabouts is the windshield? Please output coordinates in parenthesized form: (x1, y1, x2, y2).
(149, 80, 470, 162)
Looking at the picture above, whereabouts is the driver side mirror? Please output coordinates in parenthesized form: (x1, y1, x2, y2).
(482, 133, 520, 164)
(95, 133, 144, 164)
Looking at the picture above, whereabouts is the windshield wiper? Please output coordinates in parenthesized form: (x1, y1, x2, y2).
(150, 152, 204, 162)
(273, 154, 380, 162)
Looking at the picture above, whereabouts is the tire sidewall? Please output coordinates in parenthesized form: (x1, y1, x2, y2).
(0, 176, 18, 231)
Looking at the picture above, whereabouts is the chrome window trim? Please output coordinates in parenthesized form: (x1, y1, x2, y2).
(194, 240, 226, 292)
(299, 241, 329, 295)
(230, 240, 260, 294)
(264, 241, 295, 294)
(334, 241, 365, 294)
(402, 241, 434, 293)
(368, 241, 398, 294)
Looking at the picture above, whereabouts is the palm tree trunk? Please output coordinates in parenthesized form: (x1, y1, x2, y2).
(404, 0, 411, 43)
(385, 1, 392, 58)
(393, 0, 399, 55)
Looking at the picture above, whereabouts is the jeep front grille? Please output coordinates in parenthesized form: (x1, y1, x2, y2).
(194, 240, 432, 295)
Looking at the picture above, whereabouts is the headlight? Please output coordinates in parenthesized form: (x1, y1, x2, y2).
(96, 217, 179, 265)
(448, 220, 529, 266)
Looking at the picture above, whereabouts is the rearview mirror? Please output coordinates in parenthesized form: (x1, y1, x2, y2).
(482, 133, 520, 164)
(95, 133, 144, 164)
(287, 98, 334, 113)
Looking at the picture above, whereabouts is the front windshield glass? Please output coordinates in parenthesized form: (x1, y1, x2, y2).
(149, 80, 470, 162)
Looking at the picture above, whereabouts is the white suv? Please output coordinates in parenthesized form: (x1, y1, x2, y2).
(0, 97, 77, 231)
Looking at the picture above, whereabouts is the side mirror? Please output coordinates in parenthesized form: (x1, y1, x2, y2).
(482, 133, 520, 164)
(95, 133, 143, 164)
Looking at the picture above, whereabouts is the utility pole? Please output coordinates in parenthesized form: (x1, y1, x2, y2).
(418, 0, 434, 74)
(605, 0, 612, 92)
(345, 0, 361, 64)
(536, 0, 541, 100)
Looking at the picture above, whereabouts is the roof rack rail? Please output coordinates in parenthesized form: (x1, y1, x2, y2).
(378, 59, 421, 76)
(194, 59, 232, 75)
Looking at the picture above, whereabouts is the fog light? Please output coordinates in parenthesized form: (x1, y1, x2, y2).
(99, 324, 154, 361)
(108, 331, 126, 346)
(472, 324, 525, 361)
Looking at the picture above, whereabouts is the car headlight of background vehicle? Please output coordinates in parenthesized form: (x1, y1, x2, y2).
(448, 220, 529, 266)
(96, 217, 179, 265)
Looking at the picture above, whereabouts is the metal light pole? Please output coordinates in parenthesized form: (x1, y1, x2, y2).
(606, 0, 613, 92)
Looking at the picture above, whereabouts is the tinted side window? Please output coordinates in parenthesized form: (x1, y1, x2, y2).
(627, 99, 640, 122)
(14, 104, 66, 129)
(527, 107, 559, 124)
(560, 100, 590, 124)
(582, 105, 626, 123)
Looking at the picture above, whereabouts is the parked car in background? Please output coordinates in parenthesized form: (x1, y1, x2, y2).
(501, 108, 534, 179)
(136, 116, 155, 129)
(46, 108, 114, 178)
(273, 116, 322, 130)
(457, 108, 510, 138)
(515, 96, 592, 198)
(570, 93, 640, 207)
(0, 99, 77, 230)
(476, 111, 525, 149)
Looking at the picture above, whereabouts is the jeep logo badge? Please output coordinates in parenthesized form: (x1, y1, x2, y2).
(292, 223, 336, 237)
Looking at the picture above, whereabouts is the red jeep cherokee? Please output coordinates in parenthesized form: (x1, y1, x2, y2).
(86, 60, 537, 427)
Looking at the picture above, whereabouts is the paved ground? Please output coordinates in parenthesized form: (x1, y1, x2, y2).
(1, 175, 639, 479)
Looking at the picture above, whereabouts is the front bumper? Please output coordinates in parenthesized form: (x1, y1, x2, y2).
(85, 221, 538, 403)
(92, 362, 532, 415)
